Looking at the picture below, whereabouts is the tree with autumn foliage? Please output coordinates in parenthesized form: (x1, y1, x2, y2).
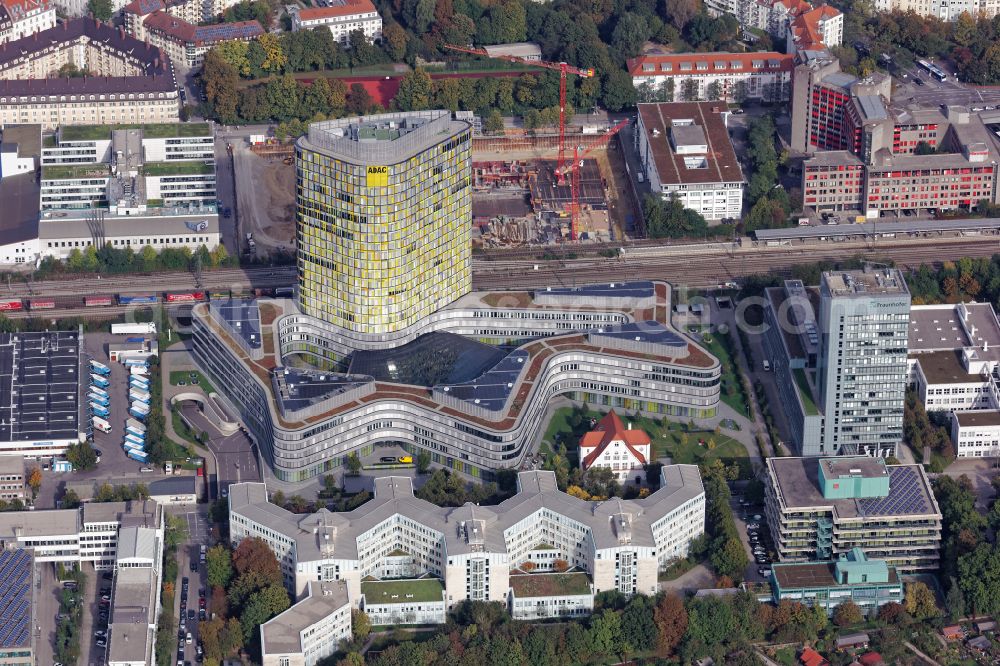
(654, 592, 687, 657)
(26, 467, 41, 499)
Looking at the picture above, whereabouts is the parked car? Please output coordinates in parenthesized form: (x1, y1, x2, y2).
(186, 632, 193, 645)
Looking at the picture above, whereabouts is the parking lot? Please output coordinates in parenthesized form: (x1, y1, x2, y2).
(732, 494, 774, 583)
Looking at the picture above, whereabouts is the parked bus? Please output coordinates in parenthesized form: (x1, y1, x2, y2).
(92, 416, 112, 433)
(127, 449, 149, 464)
(89, 403, 109, 417)
(90, 374, 110, 388)
(89, 360, 111, 375)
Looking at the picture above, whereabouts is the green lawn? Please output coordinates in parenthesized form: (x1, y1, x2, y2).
(793, 368, 818, 415)
(509, 572, 591, 597)
(701, 331, 751, 416)
(361, 579, 445, 604)
(773, 647, 796, 666)
(42, 164, 109, 180)
(60, 123, 210, 141)
(143, 161, 214, 177)
(169, 370, 216, 395)
(539, 406, 751, 477)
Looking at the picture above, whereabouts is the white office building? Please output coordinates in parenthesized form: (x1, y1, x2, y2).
(635, 101, 744, 221)
(260, 580, 352, 666)
(229, 467, 705, 619)
(286, 0, 381, 45)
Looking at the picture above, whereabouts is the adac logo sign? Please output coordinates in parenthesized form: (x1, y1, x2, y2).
(367, 165, 389, 187)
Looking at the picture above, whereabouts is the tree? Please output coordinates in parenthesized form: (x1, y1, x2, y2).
(60, 488, 81, 509)
(945, 578, 966, 620)
(233, 537, 282, 587)
(589, 608, 627, 658)
(654, 592, 687, 656)
(26, 467, 41, 498)
(202, 50, 240, 124)
(416, 450, 431, 474)
(215, 41, 251, 77)
(611, 12, 650, 59)
(240, 584, 291, 641)
(552, 558, 569, 572)
(833, 600, 863, 627)
(206, 545, 233, 589)
(382, 23, 408, 61)
(351, 609, 371, 642)
(65, 442, 97, 471)
(346, 83, 376, 115)
(621, 595, 656, 656)
(483, 109, 505, 135)
(601, 69, 637, 112)
(876, 601, 907, 624)
(220, 617, 244, 657)
(663, 0, 700, 30)
(395, 68, 433, 111)
(345, 452, 362, 476)
(87, 0, 113, 20)
(904, 581, 939, 620)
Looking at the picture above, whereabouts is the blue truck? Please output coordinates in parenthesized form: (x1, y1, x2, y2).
(89, 360, 111, 375)
(90, 374, 110, 388)
(129, 406, 148, 421)
(89, 403, 109, 417)
(88, 392, 110, 406)
(127, 449, 149, 464)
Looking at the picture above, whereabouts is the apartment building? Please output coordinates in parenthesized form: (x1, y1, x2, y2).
(706, 0, 841, 51)
(635, 101, 744, 220)
(762, 269, 910, 457)
(124, 0, 243, 31)
(132, 11, 263, 67)
(874, 0, 1000, 21)
(786, 5, 842, 55)
(0, 18, 179, 130)
(0, 457, 24, 501)
(764, 456, 942, 572)
(260, 580, 352, 666)
(287, 0, 381, 44)
(578, 411, 651, 483)
(628, 51, 794, 103)
(0, 0, 55, 44)
(230, 467, 705, 617)
(765, 548, 904, 615)
(192, 283, 722, 482)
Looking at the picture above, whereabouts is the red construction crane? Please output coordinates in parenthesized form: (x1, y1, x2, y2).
(555, 118, 630, 241)
(443, 44, 595, 172)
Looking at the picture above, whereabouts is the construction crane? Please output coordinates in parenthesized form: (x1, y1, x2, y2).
(443, 44, 595, 172)
(554, 118, 630, 241)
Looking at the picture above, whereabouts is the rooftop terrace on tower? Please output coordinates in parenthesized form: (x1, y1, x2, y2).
(298, 110, 471, 164)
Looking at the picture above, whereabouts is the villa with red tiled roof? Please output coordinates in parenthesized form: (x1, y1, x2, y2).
(579, 411, 651, 482)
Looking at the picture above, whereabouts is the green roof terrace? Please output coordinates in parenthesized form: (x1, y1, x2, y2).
(143, 161, 215, 177)
(41, 163, 110, 180)
(360, 578, 445, 604)
(509, 572, 592, 598)
(59, 123, 212, 141)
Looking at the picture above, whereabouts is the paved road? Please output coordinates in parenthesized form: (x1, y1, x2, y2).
(179, 402, 259, 498)
(170, 505, 211, 665)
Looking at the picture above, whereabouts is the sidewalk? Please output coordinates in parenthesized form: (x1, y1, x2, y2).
(160, 340, 219, 495)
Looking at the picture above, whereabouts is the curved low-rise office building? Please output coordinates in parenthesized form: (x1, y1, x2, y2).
(191, 281, 722, 482)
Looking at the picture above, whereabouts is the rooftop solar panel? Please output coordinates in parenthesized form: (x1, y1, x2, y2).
(0, 548, 31, 648)
(856, 467, 929, 516)
(434, 350, 529, 411)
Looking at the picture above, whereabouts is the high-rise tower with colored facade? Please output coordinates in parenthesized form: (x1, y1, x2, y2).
(295, 111, 472, 335)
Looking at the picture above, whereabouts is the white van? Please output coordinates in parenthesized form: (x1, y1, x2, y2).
(762, 360, 771, 371)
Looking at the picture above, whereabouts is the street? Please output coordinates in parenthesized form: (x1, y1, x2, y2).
(169, 505, 211, 665)
(179, 401, 260, 498)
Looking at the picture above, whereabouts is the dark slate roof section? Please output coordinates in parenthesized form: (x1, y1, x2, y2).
(0, 125, 40, 246)
(433, 350, 529, 412)
(534, 281, 655, 299)
(209, 298, 261, 350)
(0, 18, 176, 97)
(588, 321, 686, 347)
(148, 476, 196, 497)
(271, 368, 374, 415)
(347, 332, 507, 386)
(0, 331, 80, 442)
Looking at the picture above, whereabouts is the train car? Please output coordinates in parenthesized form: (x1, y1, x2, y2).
(84, 296, 114, 307)
(164, 292, 206, 303)
(127, 449, 149, 464)
(0, 299, 23, 312)
(28, 299, 55, 310)
(111, 323, 156, 335)
(117, 295, 159, 306)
